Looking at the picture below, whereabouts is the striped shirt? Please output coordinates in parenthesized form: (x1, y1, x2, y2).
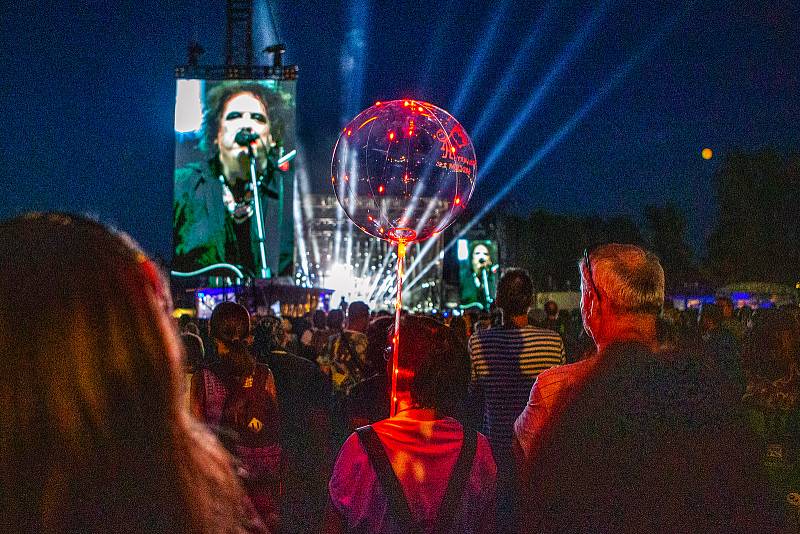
(469, 325, 564, 452)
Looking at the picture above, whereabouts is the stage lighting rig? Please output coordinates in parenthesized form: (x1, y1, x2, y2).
(187, 41, 205, 66)
(263, 44, 285, 68)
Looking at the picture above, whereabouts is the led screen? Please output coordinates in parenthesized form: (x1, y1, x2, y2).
(173, 79, 296, 278)
(459, 239, 498, 311)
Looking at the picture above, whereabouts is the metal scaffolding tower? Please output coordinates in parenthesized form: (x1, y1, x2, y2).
(226, 0, 254, 66)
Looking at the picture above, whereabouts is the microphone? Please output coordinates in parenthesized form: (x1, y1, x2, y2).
(234, 128, 260, 147)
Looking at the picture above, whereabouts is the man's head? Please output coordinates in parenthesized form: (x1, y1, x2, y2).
(392, 315, 470, 415)
(580, 244, 664, 350)
(496, 268, 534, 318)
(327, 309, 345, 331)
(346, 301, 370, 333)
(312, 309, 327, 329)
(715, 296, 734, 319)
(204, 83, 275, 178)
(471, 243, 492, 274)
(544, 300, 559, 319)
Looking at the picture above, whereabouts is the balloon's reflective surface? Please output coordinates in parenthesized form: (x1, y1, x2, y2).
(331, 99, 476, 243)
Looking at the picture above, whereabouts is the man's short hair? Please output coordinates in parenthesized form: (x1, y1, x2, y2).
(582, 244, 664, 315)
(496, 268, 534, 317)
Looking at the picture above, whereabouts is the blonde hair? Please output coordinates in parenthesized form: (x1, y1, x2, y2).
(581, 244, 665, 315)
(0, 213, 256, 532)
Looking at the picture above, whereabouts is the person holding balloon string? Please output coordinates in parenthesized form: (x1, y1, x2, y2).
(324, 315, 497, 533)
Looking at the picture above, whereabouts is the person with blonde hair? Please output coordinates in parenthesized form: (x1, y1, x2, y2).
(0, 212, 265, 533)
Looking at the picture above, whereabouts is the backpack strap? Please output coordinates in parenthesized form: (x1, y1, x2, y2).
(433, 426, 478, 534)
(355, 426, 421, 533)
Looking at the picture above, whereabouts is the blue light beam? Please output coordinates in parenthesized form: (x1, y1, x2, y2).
(470, 0, 557, 144)
(340, 0, 370, 124)
(479, 0, 611, 181)
(405, 2, 693, 293)
(449, 0, 512, 117)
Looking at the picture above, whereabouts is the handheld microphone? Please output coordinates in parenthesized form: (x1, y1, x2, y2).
(234, 128, 260, 147)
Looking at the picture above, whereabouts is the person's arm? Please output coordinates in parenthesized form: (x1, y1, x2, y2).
(513, 374, 553, 466)
(320, 497, 347, 534)
(465, 336, 484, 430)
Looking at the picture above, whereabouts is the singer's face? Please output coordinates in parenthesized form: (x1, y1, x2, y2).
(216, 92, 271, 161)
(471, 244, 491, 273)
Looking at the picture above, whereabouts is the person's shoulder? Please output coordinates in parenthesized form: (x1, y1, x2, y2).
(175, 161, 206, 183)
(520, 325, 564, 340)
(536, 356, 597, 390)
(283, 350, 326, 376)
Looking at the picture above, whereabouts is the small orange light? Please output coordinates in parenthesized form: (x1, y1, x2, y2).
(279, 161, 289, 171)
(454, 197, 461, 205)
(450, 146, 456, 154)
(417, 106, 423, 111)
(375, 101, 382, 106)
(378, 185, 385, 193)
(403, 100, 410, 106)
(388, 131, 395, 141)
(368, 214, 374, 221)
(347, 129, 352, 136)
(379, 227, 385, 233)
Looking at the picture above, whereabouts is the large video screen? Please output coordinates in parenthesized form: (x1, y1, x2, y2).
(173, 79, 296, 278)
(458, 239, 499, 311)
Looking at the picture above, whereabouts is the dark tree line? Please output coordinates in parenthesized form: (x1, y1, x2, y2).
(707, 148, 800, 285)
(495, 148, 799, 293)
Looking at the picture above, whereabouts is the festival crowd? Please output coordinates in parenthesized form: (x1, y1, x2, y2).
(2, 213, 799, 533)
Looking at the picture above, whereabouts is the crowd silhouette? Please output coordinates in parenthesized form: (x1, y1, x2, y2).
(2, 212, 798, 533)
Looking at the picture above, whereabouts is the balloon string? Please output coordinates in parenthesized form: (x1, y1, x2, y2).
(390, 241, 406, 417)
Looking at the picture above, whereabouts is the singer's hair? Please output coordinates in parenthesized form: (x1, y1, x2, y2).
(201, 81, 292, 155)
(470, 241, 492, 272)
(0, 213, 258, 532)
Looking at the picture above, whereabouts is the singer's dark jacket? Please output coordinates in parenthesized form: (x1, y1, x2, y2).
(460, 267, 497, 311)
(174, 160, 276, 276)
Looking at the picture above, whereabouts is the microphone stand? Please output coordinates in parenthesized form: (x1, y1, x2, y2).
(481, 266, 493, 305)
(246, 143, 269, 279)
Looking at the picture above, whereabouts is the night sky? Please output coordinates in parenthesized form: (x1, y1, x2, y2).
(2, 0, 798, 260)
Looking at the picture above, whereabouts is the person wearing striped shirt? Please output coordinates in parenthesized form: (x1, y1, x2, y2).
(468, 268, 564, 532)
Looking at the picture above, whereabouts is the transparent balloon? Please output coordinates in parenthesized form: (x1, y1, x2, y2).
(331, 99, 477, 243)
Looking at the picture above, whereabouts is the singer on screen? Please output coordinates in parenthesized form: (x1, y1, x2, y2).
(460, 241, 498, 311)
(173, 81, 291, 277)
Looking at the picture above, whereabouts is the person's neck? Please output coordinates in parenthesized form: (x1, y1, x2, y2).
(219, 154, 246, 185)
(394, 401, 439, 420)
(503, 314, 528, 328)
(594, 314, 658, 354)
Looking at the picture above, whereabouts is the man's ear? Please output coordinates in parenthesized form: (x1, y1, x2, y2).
(585, 292, 599, 321)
